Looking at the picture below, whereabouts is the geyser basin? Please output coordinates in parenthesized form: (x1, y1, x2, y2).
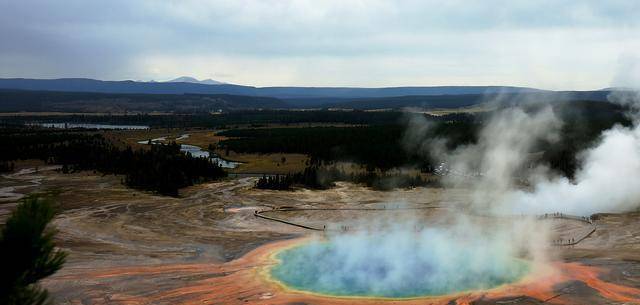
(270, 229, 531, 298)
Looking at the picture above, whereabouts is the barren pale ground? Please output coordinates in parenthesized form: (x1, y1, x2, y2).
(2, 164, 640, 304)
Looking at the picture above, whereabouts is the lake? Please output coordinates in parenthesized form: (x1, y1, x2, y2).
(31, 122, 150, 130)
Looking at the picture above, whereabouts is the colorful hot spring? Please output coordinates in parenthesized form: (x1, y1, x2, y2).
(270, 230, 531, 298)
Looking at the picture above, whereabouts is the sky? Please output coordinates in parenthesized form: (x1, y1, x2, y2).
(1, 0, 639, 90)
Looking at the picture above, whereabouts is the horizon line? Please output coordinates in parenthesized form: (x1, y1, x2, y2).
(0, 76, 630, 92)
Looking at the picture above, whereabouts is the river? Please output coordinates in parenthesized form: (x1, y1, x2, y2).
(137, 136, 240, 169)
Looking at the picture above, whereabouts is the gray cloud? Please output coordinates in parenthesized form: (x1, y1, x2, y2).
(1, 1, 639, 87)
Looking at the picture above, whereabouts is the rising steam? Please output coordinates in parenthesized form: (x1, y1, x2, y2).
(273, 89, 640, 298)
(405, 90, 640, 216)
(503, 91, 640, 216)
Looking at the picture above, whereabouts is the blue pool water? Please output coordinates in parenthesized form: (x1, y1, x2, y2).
(270, 234, 530, 298)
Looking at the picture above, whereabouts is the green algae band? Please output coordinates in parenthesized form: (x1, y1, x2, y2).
(271, 234, 530, 298)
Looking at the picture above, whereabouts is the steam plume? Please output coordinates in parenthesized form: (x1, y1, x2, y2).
(503, 90, 640, 215)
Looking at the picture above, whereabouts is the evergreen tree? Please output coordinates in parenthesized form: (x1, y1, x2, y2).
(0, 196, 67, 305)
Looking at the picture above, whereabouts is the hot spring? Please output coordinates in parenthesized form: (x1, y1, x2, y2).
(270, 228, 531, 298)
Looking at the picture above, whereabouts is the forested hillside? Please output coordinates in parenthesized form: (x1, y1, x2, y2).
(218, 123, 477, 170)
(0, 89, 287, 113)
(218, 101, 629, 179)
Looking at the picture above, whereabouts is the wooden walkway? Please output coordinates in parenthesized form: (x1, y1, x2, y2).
(254, 207, 597, 246)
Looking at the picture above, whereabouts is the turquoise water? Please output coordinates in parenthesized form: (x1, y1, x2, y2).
(271, 238, 530, 298)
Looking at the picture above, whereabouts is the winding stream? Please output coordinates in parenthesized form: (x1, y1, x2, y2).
(138, 136, 240, 169)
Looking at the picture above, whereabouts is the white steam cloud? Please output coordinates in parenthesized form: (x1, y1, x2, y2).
(507, 122, 640, 215)
(276, 89, 640, 298)
(405, 90, 640, 216)
(503, 91, 640, 216)
(447, 106, 561, 212)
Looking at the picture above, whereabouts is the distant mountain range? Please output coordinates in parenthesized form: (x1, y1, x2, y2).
(0, 77, 627, 112)
(166, 76, 226, 85)
(0, 77, 545, 99)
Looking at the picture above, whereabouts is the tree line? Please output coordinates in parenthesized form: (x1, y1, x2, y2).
(0, 110, 414, 129)
(256, 166, 439, 191)
(0, 129, 226, 195)
(219, 122, 477, 171)
(230, 101, 631, 181)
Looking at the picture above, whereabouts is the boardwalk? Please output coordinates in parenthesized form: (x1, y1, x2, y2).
(254, 207, 597, 246)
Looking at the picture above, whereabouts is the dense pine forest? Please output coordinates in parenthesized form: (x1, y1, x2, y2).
(224, 101, 631, 180)
(0, 89, 287, 112)
(0, 128, 226, 195)
(0, 110, 410, 129)
(255, 166, 436, 191)
(219, 122, 476, 171)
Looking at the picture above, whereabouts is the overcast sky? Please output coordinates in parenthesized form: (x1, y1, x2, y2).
(1, 0, 639, 89)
